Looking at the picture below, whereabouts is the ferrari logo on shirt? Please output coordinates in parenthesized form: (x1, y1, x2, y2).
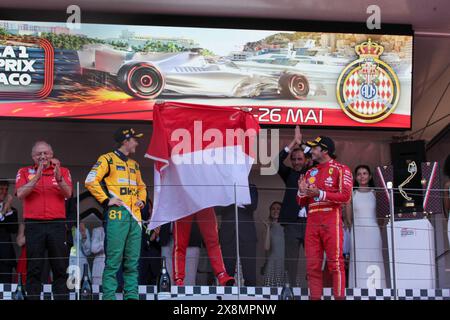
(308, 177, 316, 184)
(329, 168, 334, 175)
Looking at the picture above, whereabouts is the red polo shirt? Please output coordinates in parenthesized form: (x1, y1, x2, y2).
(15, 165, 73, 220)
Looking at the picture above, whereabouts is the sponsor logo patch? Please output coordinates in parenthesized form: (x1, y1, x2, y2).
(400, 228, 416, 237)
(85, 171, 96, 183)
(116, 165, 126, 171)
(325, 176, 334, 187)
(92, 161, 101, 169)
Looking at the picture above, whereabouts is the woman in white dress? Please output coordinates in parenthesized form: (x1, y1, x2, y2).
(346, 165, 386, 289)
(262, 201, 286, 287)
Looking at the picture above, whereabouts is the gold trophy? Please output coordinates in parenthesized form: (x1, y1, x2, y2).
(398, 161, 417, 208)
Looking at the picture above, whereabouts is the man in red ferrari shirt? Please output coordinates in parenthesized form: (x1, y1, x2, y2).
(15, 141, 72, 300)
(297, 136, 352, 300)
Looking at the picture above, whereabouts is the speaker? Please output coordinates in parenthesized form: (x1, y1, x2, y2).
(390, 140, 426, 167)
(390, 140, 426, 215)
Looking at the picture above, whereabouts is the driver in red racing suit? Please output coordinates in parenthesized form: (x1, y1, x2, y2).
(297, 136, 353, 300)
(173, 207, 235, 287)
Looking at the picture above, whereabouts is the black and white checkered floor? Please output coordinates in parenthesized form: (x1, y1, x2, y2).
(1, 285, 449, 300)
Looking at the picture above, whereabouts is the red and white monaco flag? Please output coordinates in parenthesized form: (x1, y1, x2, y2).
(145, 102, 260, 230)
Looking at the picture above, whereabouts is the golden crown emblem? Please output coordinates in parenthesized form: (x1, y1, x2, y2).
(354, 39, 384, 58)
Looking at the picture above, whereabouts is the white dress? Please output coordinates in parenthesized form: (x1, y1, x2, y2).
(349, 190, 386, 289)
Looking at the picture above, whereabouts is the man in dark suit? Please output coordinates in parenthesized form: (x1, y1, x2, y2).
(277, 126, 310, 286)
(218, 184, 258, 286)
(139, 200, 161, 285)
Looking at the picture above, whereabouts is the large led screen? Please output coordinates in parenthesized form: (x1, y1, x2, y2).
(0, 20, 412, 128)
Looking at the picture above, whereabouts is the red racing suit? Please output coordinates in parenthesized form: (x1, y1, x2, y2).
(297, 159, 353, 300)
(173, 207, 231, 285)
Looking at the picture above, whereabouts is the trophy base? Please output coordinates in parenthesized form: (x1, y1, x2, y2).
(395, 203, 425, 220)
(404, 201, 415, 208)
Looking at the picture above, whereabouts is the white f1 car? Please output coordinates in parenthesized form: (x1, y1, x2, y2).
(77, 44, 309, 100)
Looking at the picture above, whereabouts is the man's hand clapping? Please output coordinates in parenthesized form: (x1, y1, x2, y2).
(298, 175, 307, 194)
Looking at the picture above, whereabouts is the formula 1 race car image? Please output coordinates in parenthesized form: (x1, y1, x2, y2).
(77, 44, 309, 100)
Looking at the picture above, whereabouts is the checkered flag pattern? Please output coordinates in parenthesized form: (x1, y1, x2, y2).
(0, 284, 448, 300)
